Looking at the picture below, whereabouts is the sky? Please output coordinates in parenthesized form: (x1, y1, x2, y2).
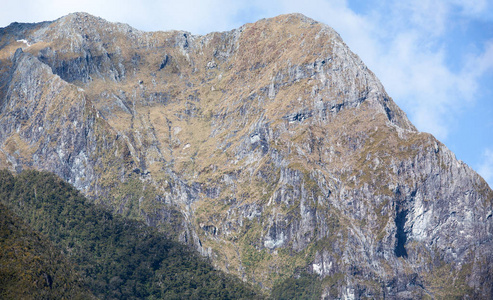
(1, 0, 492, 188)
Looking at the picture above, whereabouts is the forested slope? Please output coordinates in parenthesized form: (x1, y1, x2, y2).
(0, 201, 93, 299)
(0, 169, 262, 299)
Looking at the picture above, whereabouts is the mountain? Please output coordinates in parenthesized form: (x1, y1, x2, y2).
(0, 12, 492, 298)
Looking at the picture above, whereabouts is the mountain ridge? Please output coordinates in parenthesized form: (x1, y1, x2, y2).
(0, 12, 491, 298)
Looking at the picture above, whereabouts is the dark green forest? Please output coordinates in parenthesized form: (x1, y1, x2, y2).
(0, 169, 263, 299)
(0, 202, 94, 299)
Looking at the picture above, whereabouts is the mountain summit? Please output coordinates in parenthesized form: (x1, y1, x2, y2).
(0, 13, 491, 298)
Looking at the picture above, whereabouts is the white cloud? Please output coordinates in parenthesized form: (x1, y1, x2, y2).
(451, 0, 490, 17)
(478, 148, 493, 188)
(465, 40, 493, 76)
(399, 0, 450, 36)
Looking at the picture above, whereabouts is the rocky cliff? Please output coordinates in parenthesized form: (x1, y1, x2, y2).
(0, 12, 491, 298)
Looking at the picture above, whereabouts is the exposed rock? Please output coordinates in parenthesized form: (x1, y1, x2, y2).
(0, 12, 491, 298)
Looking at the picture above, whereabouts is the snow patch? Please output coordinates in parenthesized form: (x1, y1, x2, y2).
(16, 39, 31, 47)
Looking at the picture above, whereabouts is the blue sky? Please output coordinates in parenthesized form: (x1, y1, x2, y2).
(1, 0, 492, 187)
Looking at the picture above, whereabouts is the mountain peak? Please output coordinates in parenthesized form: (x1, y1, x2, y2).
(60, 11, 99, 20)
(260, 13, 320, 25)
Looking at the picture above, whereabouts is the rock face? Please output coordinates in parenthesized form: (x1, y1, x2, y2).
(0, 12, 492, 298)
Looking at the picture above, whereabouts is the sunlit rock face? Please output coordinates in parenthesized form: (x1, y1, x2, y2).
(0, 12, 492, 298)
